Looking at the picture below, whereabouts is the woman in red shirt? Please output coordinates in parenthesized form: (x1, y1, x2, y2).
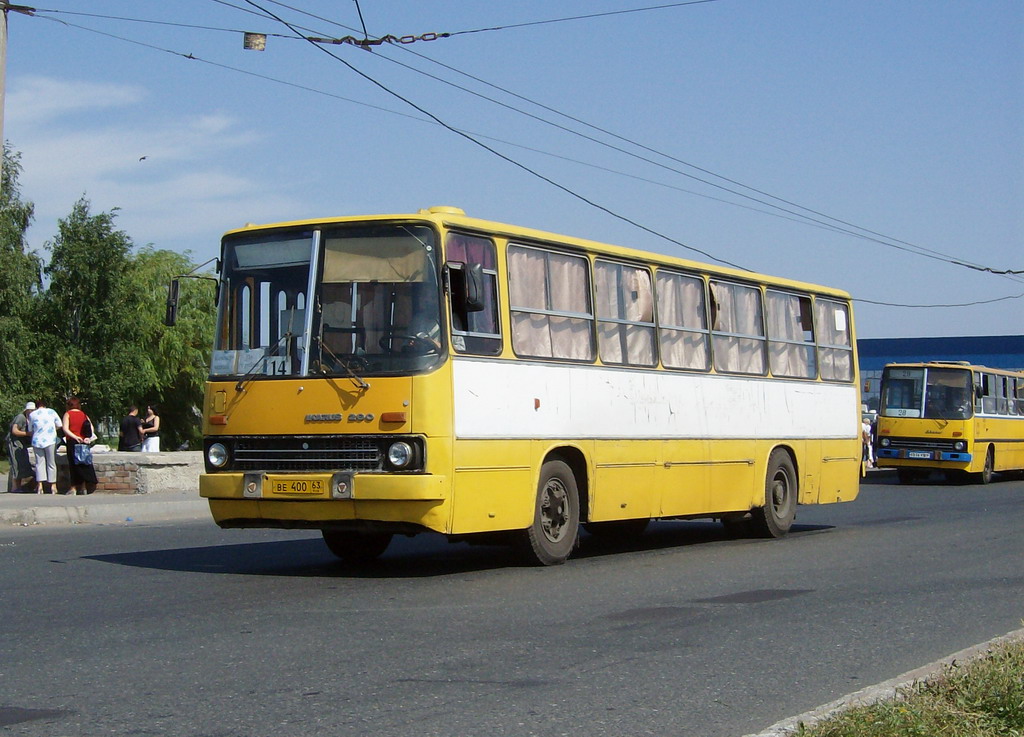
(63, 396, 97, 494)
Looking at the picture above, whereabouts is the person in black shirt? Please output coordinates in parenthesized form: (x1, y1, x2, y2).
(118, 406, 144, 452)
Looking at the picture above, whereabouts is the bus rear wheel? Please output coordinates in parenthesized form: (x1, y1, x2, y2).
(750, 450, 797, 538)
(322, 530, 393, 563)
(518, 460, 580, 566)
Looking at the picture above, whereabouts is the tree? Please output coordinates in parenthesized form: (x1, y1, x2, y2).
(0, 144, 43, 431)
(2, 153, 216, 455)
(41, 197, 153, 423)
(133, 247, 216, 450)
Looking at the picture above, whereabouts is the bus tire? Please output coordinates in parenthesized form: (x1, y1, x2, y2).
(750, 450, 797, 539)
(322, 530, 393, 563)
(975, 447, 995, 485)
(518, 459, 580, 566)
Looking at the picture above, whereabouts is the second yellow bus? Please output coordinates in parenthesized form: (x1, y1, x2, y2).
(876, 361, 1024, 483)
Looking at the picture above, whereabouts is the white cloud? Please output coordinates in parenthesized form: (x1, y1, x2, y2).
(7, 75, 147, 127)
(7, 75, 302, 259)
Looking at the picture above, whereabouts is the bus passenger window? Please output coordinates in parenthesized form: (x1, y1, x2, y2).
(656, 271, 709, 371)
(982, 374, 998, 414)
(814, 299, 854, 382)
(709, 281, 766, 375)
(766, 291, 816, 379)
(595, 261, 655, 367)
(508, 245, 594, 361)
(446, 233, 501, 355)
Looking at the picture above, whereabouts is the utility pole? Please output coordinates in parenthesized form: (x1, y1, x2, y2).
(0, 2, 8, 185)
(0, 3, 34, 187)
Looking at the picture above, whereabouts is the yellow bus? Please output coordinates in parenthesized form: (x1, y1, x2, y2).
(876, 361, 1024, 484)
(184, 206, 861, 565)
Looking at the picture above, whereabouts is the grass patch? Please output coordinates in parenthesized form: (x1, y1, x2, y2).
(795, 638, 1024, 737)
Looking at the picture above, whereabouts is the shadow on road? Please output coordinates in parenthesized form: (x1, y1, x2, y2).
(83, 519, 834, 579)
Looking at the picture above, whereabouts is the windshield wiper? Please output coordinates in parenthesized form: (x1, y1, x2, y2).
(317, 339, 370, 390)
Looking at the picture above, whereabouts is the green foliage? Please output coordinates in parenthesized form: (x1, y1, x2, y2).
(794, 639, 1024, 737)
(1, 145, 214, 456)
(133, 247, 215, 450)
(0, 144, 43, 430)
(41, 197, 154, 420)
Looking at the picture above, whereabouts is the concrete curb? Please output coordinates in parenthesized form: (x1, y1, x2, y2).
(0, 497, 209, 527)
(743, 626, 1024, 736)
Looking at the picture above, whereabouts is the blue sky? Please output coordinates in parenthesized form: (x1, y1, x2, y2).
(6, 1, 1022, 339)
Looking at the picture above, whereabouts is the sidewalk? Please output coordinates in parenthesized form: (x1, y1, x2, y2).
(0, 488, 209, 527)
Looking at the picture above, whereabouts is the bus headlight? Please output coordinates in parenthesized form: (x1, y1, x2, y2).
(879, 438, 890, 448)
(954, 440, 967, 451)
(387, 441, 413, 469)
(207, 442, 229, 468)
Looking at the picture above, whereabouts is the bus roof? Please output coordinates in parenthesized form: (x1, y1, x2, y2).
(223, 206, 852, 300)
(884, 361, 1024, 377)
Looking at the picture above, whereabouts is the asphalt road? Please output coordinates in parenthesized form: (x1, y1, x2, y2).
(1, 472, 1021, 737)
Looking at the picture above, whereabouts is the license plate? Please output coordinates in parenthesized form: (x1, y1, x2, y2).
(907, 451, 932, 460)
(269, 476, 327, 495)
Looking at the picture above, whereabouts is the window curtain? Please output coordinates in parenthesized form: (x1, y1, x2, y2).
(711, 281, 765, 374)
(766, 291, 816, 378)
(509, 246, 594, 360)
(596, 262, 655, 366)
(815, 299, 853, 381)
(656, 271, 708, 370)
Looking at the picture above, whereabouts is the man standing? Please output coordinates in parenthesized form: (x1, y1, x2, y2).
(6, 402, 35, 492)
(119, 406, 144, 452)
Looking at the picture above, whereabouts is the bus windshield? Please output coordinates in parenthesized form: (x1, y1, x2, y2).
(881, 366, 973, 420)
(212, 223, 443, 379)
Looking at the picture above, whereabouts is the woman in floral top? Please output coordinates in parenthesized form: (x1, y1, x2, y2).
(29, 399, 63, 494)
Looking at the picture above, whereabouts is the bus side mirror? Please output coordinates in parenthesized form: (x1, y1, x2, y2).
(165, 279, 180, 327)
(463, 263, 485, 313)
(975, 384, 983, 399)
(447, 262, 485, 313)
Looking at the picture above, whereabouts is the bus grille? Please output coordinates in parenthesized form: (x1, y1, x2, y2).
(883, 437, 958, 452)
(231, 436, 383, 472)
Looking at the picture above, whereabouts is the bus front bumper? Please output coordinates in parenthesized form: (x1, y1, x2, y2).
(200, 472, 449, 533)
(876, 449, 973, 463)
(201, 472, 447, 501)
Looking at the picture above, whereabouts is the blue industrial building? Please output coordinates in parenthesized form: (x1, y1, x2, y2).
(858, 335, 1024, 412)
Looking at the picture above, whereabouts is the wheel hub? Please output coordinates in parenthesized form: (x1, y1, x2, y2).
(540, 480, 569, 542)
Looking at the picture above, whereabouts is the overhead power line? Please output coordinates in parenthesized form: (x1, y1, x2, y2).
(32, 13, 836, 236)
(20, 6, 1023, 307)
(373, 46, 1024, 281)
(240, 0, 751, 270)
(30, 2, 722, 49)
(854, 291, 1024, 308)
(445, 0, 722, 37)
(232, 0, 1024, 282)
(29, 4, 1023, 278)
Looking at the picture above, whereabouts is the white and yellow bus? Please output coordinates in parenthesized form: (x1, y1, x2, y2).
(876, 361, 1024, 484)
(183, 207, 861, 565)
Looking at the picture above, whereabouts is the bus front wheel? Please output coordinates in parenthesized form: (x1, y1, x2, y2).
(518, 460, 580, 566)
(322, 530, 393, 563)
(975, 447, 995, 485)
(750, 450, 797, 538)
